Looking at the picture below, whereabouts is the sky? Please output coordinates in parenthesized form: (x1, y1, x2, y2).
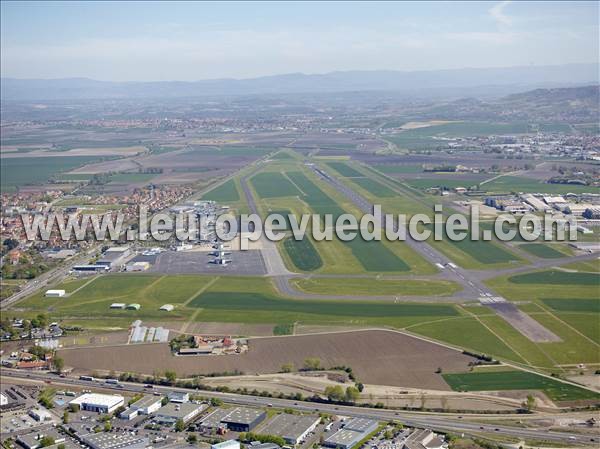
(1, 1, 598, 81)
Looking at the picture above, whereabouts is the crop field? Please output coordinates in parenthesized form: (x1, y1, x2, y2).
(542, 298, 600, 313)
(508, 270, 599, 285)
(292, 277, 461, 296)
(326, 162, 364, 177)
(442, 371, 599, 402)
(1, 156, 105, 190)
(59, 330, 475, 389)
(251, 172, 301, 198)
(283, 237, 323, 271)
(372, 164, 423, 174)
(352, 177, 396, 197)
(108, 173, 157, 183)
(405, 177, 487, 190)
(518, 243, 567, 259)
(203, 179, 241, 202)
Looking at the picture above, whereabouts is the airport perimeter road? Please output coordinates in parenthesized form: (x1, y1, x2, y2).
(2, 370, 597, 445)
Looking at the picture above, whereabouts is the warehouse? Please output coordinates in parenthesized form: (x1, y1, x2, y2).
(110, 303, 126, 309)
(44, 289, 65, 297)
(126, 303, 141, 310)
(198, 407, 233, 431)
(81, 433, 149, 449)
(259, 413, 320, 445)
(69, 393, 124, 414)
(97, 246, 131, 269)
(221, 407, 267, 432)
(154, 402, 205, 426)
(130, 395, 163, 414)
(168, 391, 190, 403)
(323, 418, 379, 449)
(212, 441, 240, 449)
(343, 418, 379, 434)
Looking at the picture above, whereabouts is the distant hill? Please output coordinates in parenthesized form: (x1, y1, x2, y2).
(501, 85, 599, 105)
(1, 63, 598, 101)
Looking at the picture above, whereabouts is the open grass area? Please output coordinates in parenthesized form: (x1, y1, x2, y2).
(352, 177, 397, 197)
(518, 243, 567, 259)
(292, 277, 461, 296)
(283, 237, 323, 271)
(482, 175, 595, 194)
(1, 156, 105, 190)
(508, 270, 599, 285)
(326, 162, 364, 177)
(108, 173, 156, 183)
(203, 179, 241, 202)
(251, 172, 301, 198)
(542, 298, 600, 313)
(406, 177, 488, 190)
(371, 164, 422, 174)
(442, 371, 599, 402)
(190, 291, 458, 319)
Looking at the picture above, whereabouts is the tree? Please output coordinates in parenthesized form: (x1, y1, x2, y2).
(303, 357, 321, 371)
(164, 370, 177, 384)
(356, 382, 364, 393)
(522, 394, 536, 412)
(280, 363, 294, 373)
(175, 418, 185, 432)
(63, 410, 70, 424)
(187, 434, 198, 443)
(345, 386, 360, 403)
(39, 436, 55, 448)
(324, 385, 345, 402)
(104, 421, 112, 432)
(210, 398, 223, 406)
(53, 356, 64, 374)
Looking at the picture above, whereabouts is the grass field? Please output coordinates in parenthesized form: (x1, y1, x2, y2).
(508, 270, 599, 285)
(203, 179, 241, 202)
(371, 164, 422, 174)
(406, 177, 488, 190)
(442, 371, 598, 402)
(518, 243, 568, 259)
(1, 156, 105, 190)
(283, 237, 323, 271)
(352, 177, 397, 197)
(108, 173, 156, 183)
(482, 175, 595, 194)
(542, 298, 600, 313)
(292, 277, 461, 296)
(326, 162, 364, 177)
(251, 172, 301, 198)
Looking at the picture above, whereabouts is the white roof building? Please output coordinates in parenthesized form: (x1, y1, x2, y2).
(212, 441, 241, 449)
(69, 393, 125, 414)
(45, 289, 66, 297)
(159, 304, 174, 312)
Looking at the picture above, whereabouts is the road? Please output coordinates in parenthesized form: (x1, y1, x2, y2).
(1, 369, 597, 445)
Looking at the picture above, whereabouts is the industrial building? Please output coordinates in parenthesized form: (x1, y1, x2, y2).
(221, 407, 267, 432)
(44, 289, 65, 297)
(403, 429, 446, 449)
(69, 393, 124, 414)
(168, 391, 190, 403)
(17, 430, 65, 449)
(110, 303, 126, 309)
(212, 441, 241, 449)
(153, 402, 205, 426)
(259, 413, 320, 445)
(198, 407, 234, 431)
(72, 264, 109, 273)
(323, 418, 379, 449)
(28, 408, 53, 422)
(130, 395, 162, 414)
(80, 432, 149, 449)
(96, 246, 131, 269)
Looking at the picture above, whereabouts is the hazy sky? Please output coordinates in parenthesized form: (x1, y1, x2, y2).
(1, 1, 598, 81)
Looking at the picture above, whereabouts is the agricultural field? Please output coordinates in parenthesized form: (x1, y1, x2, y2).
(282, 237, 323, 271)
(107, 173, 157, 183)
(251, 172, 301, 198)
(442, 371, 599, 402)
(58, 330, 475, 389)
(517, 243, 569, 259)
(203, 179, 241, 202)
(1, 156, 105, 191)
(326, 162, 364, 177)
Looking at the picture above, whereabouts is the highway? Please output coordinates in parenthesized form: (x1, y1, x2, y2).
(2, 369, 597, 445)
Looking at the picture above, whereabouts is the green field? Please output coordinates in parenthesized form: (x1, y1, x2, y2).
(442, 371, 599, 402)
(283, 237, 323, 271)
(292, 277, 460, 296)
(203, 179, 241, 202)
(190, 291, 458, 319)
(406, 177, 487, 190)
(1, 156, 105, 190)
(109, 173, 156, 183)
(508, 271, 599, 285)
(352, 177, 396, 197)
(542, 298, 600, 313)
(251, 172, 300, 198)
(518, 243, 566, 259)
(326, 162, 364, 177)
(482, 175, 595, 194)
(371, 164, 422, 174)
